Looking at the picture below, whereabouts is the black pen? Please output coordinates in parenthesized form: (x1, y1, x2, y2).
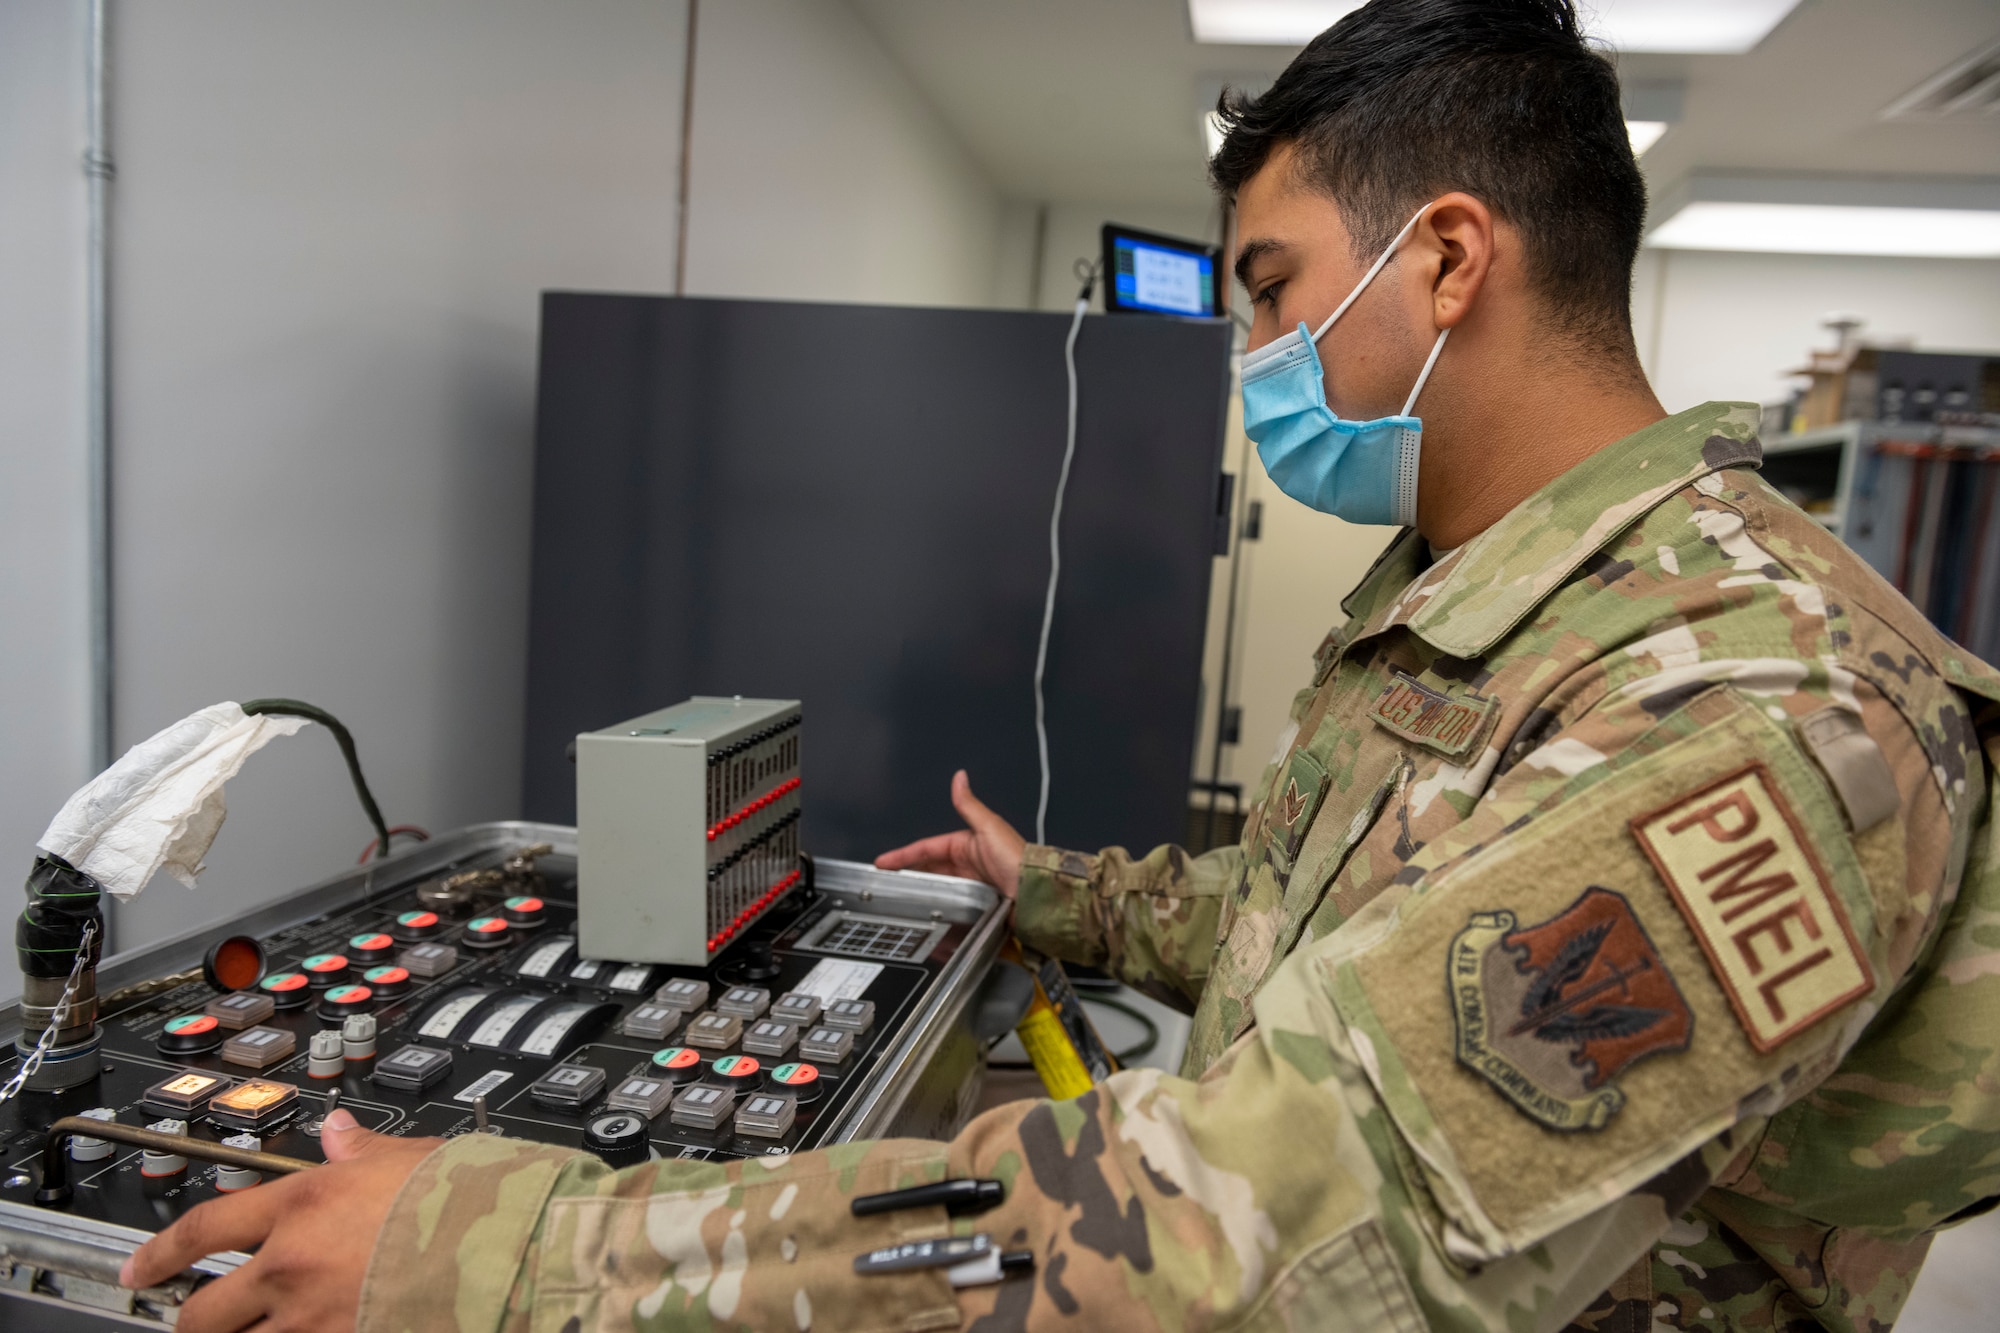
(851, 1177, 1005, 1218)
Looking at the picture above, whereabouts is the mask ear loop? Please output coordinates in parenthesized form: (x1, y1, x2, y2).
(1401, 327, 1451, 417)
(1308, 204, 1433, 345)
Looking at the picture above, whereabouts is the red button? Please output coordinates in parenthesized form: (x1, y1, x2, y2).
(166, 1014, 218, 1035)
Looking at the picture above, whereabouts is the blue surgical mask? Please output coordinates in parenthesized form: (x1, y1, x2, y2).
(1240, 206, 1450, 527)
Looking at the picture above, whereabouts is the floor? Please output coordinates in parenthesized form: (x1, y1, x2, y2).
(974, 984, 1998, 1330)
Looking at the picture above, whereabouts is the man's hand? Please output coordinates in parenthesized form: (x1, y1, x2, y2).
(121, 1110, 438, 1332)
(874, 770, 1027, 897)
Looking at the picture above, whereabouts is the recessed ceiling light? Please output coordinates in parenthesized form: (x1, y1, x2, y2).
(1648, 202, 2000, 258)
(1625, 120, 1668, 155)
(1188, 0, 1800, 52)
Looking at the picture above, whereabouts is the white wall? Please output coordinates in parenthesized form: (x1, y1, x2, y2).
(102, 0, 695, 971)
(686, 0, 1000, 307)
(0, 3, 94, 970)
(0, 0, 1008, 1000)
(1633, 247, 2000, 412)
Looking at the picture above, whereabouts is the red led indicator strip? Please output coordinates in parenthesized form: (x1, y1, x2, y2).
(706, 777, 801, 842)
(706, 868, 803, 954)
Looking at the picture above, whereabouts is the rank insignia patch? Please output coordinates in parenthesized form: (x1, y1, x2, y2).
(1451, 887, 1693, 1132)
(1370, 671, 1499, 758)
(1267, 748, 1329, 865)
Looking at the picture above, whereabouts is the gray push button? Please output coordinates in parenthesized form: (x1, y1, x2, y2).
(606, 1074, 675, 1120)
(799, 1026, 854, 1064)
(654, 978, 709, 1012)
(716, 986, 770, 1020)
(622, 1003, 682, 1041)
(530, 1063, 606, 1109)
(400, 943, 458, 978)
(734, 1093, 796, 1139)
(222, 1026, 297, 1069)
(769, 992, 822, 1028)
(669, 1082, 732, 1131)
(740, 1020, 797, 1058)
(823, 998, 875, 1034)
(373, 1044, 453, 1092)
(684, 1012, 743, 1051)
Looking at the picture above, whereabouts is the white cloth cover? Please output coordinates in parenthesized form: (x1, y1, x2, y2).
(36, 702, 307, 900)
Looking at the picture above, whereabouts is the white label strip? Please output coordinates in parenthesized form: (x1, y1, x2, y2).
(453, 1070, 513, 1104)
(794, 957, 883, 1005)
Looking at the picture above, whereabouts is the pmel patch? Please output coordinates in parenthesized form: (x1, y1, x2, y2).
(1451, 887, 1692, 1132)
(1631, 762, 1872, 1052)
(1370, 671, 1498, 758)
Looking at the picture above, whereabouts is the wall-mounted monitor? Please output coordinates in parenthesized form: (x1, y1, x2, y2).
(1101, 223, 1223, 318)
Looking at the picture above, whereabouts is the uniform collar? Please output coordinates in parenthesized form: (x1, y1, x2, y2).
(1342, 401, 1764, 661)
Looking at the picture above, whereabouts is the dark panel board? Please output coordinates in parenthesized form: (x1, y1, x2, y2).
(523, 293, 1233, 862)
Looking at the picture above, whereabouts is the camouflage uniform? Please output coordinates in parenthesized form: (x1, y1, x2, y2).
(361, 402, 2000, 1332)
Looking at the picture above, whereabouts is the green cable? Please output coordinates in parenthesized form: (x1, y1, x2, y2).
(240, 698, 393, 860)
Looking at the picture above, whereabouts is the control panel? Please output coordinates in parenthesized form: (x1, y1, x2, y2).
(0, 824, 1004, 1327)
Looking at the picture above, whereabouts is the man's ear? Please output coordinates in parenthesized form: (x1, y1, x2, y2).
(1421, 192, 1495, 330)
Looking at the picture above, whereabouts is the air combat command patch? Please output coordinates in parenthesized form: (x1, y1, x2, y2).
(1451, 887, 1693, 1132)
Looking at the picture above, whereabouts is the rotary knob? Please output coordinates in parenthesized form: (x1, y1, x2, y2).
(158, 1014, 224, 1057)
(764, 1060, 824, 1104)
(648, 1045, 703, 1085)
(705, 1053, 761, 1097)
(300, 954, 351, 989)
(259, 971, 312, 1010)
(317, 983, 374, 1023)
(362, 965, 411, 999)
(462, 916, 510, 950)
(347, 932, 397, 966)
(502, 895, 547, 928)
(582, 1111, 652, 1169)
(392, 909, 442, 942)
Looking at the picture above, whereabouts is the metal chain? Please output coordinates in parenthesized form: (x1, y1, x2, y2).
(0, 920, 97, 1104)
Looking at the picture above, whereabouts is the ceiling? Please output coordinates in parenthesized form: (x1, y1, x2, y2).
(848, 0, 2000, 218)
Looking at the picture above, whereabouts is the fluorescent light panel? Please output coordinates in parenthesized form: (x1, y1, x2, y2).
(1648, 202, 2000, 258)
(1188, 0, 1799, 52)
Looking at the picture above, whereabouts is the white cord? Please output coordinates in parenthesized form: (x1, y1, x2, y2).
(1034, 293, 1090, 844)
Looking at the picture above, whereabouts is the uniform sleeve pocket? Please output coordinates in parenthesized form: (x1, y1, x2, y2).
(1318, 691, 1880, 1262)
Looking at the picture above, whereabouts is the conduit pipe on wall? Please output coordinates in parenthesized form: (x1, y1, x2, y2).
(674, 0, 698, 296)
(85, 0, 115, 776)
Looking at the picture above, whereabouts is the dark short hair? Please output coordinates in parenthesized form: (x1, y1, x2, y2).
(1210, 0, 1645, 350)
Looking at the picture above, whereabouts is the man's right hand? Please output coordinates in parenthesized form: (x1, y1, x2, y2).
(874, 770, 1026, 898)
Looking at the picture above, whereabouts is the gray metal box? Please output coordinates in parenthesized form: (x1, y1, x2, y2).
(576, 697, 802, 965)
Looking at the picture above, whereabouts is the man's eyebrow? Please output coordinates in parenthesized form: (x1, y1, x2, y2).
(1233, 238, 1288, 292)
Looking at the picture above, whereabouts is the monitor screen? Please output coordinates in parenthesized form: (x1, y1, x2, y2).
(1102, 225, 1220, 317)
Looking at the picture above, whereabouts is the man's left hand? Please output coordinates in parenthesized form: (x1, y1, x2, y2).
(121, 1110, 438, 1332)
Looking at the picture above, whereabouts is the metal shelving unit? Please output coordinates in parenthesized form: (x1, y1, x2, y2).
(1762, 421, 2000, 659)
